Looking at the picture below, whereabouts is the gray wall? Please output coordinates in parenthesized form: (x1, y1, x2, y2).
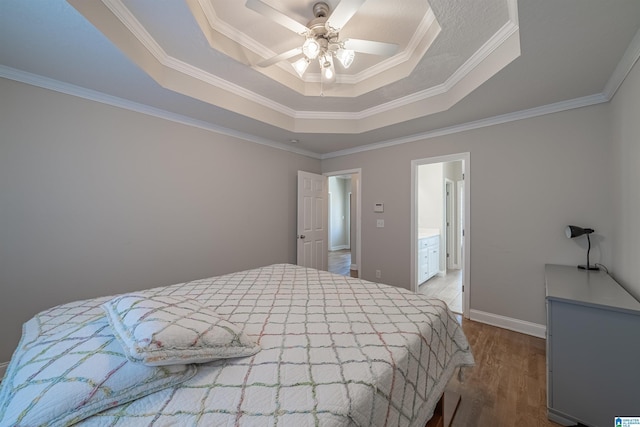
(322, 104, 614, 327)
(611, 56, 640, 301)
(3, 58, 639, 363)
(0, 78, 320, 362)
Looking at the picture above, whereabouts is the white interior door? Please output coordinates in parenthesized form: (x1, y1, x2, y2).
(297, 171, 328, 270)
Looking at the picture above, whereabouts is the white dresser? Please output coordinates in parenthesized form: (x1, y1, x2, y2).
(545, 264, 640, 426)
(418, 230, 440, 284)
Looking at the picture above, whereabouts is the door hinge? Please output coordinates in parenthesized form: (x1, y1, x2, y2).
(462, 229, 465, 236)
(446, 253, 450, 258)
(462, 173, 465, 180)
(462, 285, 465, 292)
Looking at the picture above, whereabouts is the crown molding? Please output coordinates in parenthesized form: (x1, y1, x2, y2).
(196, 1, 440, 88)
(162, 55, 299, 118)
(0, 65, 321, 160)
(444, 19, 519, 91)
(602, 28, 640, 100)
(102, 0, 299, 119)
(295, 17, 519, 121)
(4, 2, 636, 162)
(332, 8, 439, 85)
(0, 64, 614, 162)
(320, 93, 609, 159)
(99, 0, 516, 123)
(192, 0, 284, 63)
(102, 0, 165, 60)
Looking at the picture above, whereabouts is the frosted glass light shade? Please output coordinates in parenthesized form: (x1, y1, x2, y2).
(335, 48, 355, 68)
(302, 38, 321, 59)
(292, 57, 310, 77)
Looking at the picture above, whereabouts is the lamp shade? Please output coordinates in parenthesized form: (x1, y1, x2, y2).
(565, 225, 599, 270)
(565, 225, 594, 239)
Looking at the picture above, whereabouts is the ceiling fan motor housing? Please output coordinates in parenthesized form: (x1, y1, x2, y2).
(308, 2, 339, 47)
(313, 2, 330, 18)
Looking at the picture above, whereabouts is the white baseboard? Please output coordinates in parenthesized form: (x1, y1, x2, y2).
(470, 309, 546, 338)
(330, 245, 350, 251)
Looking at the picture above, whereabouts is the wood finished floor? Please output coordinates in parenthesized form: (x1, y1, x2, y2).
(327, 254, 557, 426)
(420, 269, 463, 314)
(448, 319, 561, 427)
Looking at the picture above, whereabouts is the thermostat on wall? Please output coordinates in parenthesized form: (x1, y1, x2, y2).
(374, 203, 384, 213)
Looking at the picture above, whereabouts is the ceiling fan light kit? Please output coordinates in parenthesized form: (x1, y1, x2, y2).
(292, 57, 310, 78)
(247, 0, 398, 84)
(335, 48, 355, 69)
(302, 37, 321, 59)
(320, 54, 335, 81)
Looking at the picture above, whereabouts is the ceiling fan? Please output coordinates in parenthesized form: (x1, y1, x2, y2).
(246, 0, 398, 82)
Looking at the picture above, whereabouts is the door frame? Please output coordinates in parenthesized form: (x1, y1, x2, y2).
(411, 153, 470, 318)
(444, 178, 457, 270)
(324, 169, 362, 277)
(457, 180, 465, 272)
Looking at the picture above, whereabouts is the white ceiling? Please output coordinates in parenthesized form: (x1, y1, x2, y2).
(1, 1, 640, 158)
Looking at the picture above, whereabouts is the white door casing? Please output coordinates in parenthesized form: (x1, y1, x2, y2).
(445, 179, 456, 269)
(457, 179, 466, 312)
(324, 169, 362, 277)
(297, 171, 328, 270)
(411, 153, 470, 319)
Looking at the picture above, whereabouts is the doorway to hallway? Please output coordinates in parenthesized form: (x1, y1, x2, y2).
(326, 170, 361, 278)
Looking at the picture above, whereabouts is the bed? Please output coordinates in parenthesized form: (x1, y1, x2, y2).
(0, 264, 474, 426)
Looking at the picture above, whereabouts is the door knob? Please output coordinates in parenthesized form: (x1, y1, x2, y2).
(298, 235, 306, 239)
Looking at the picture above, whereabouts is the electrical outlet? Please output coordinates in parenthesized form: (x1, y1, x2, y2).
(375, 270, 381, 279)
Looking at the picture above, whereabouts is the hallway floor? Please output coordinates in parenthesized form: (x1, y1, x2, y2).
(419, 269, 462, 314)
(328, 249, 358, 278)
(328, 249, 351, 276)
(329, 251, 461, 312)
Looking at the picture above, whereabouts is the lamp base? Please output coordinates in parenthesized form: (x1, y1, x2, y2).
(578, 265, 600, 271)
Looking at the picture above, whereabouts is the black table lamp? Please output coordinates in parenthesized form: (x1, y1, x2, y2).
(565, 225, 599, 271)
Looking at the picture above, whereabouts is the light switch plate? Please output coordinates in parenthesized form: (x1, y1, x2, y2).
(377, 219, 384, 228)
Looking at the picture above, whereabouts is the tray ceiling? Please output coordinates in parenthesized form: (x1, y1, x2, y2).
(68, 0, 520, 134)
(2, 1, 640, 156)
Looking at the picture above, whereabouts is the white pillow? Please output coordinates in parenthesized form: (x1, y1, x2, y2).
(0, 315, 196, 427)
(102, 293, 260, 366)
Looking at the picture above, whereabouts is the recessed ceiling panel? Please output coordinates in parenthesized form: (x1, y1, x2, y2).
(67, 0, 520, 134)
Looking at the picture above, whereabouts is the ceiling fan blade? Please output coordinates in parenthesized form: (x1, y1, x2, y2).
(343, 38, 398, 56)
(257, 47, 303, 67)
(326, 0, 366, 30)
(245, 0, 309, 35)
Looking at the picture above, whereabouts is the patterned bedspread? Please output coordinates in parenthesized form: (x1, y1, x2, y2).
(5, 264, 474, 426)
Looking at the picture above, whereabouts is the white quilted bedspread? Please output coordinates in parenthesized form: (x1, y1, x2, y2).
(14, 264, 475, 426)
